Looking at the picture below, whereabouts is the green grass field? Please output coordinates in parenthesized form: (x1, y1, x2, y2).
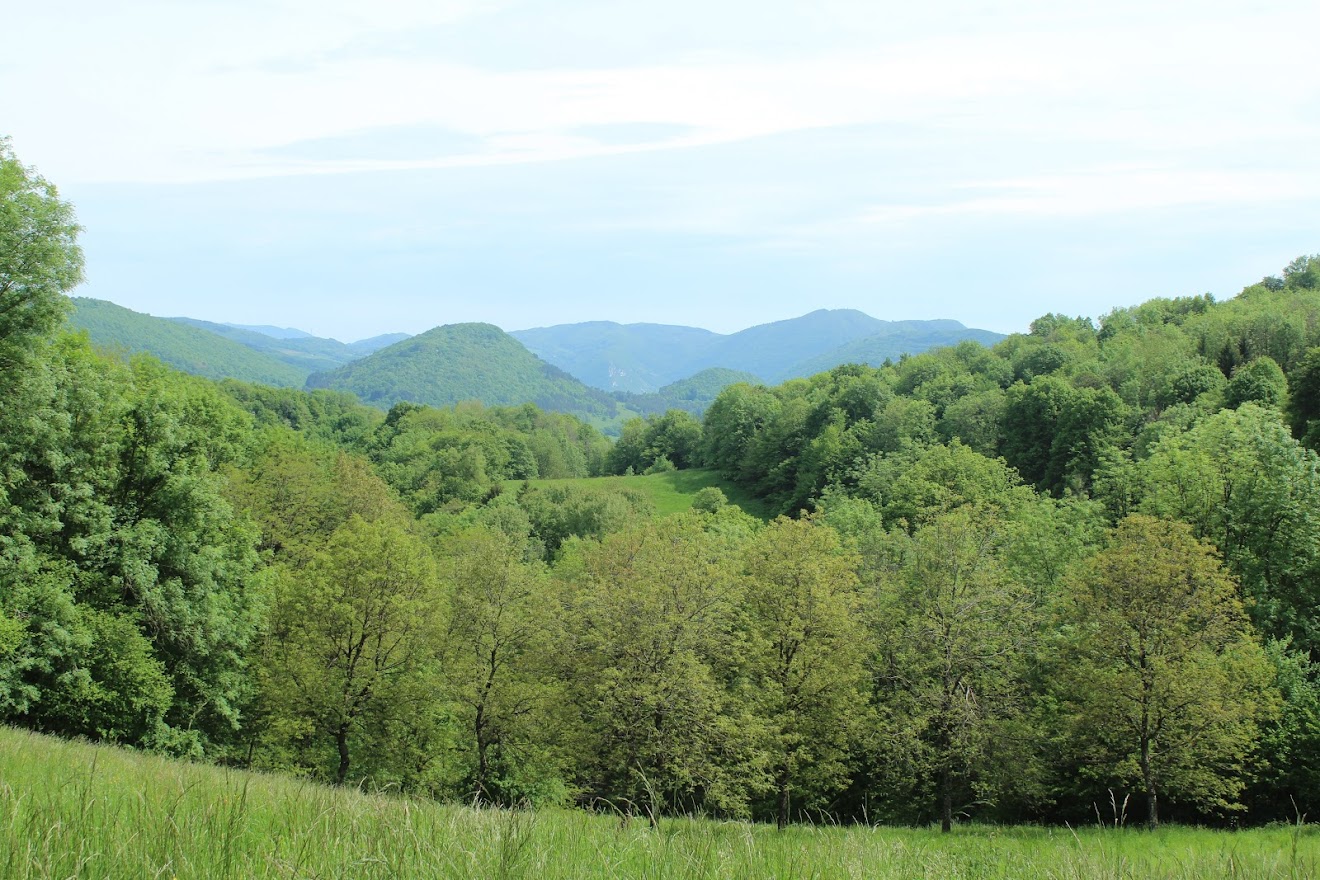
(510, 468, 778, 519)
(1, 727, 1314, 879)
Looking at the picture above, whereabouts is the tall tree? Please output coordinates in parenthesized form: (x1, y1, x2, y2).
(1056, 515, 1276, 829)
(440, 526, 567, 804)
(741, 517, 867, 829)
(557, 515, 750, 820)
(872, 507, 1037, 831)
(261, 515, 442, 785)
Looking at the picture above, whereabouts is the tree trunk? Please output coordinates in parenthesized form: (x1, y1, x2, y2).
(475, 704, 489, 803)
(941, 765, 953, 833)
(777, 766, 791, 831)
(1141, 735, 1158, 830)
(335, 723, 351, 785)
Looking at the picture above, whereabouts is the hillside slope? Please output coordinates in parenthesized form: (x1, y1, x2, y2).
(306, 322, 620, 419)
(67, 298, 310, 387)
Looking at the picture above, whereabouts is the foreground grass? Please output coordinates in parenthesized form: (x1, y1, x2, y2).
(509, 468, 777, 519)
(1, 728, 1314, 880)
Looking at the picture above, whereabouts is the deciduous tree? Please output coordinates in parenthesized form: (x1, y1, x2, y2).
(1056, 515, 1276, 829)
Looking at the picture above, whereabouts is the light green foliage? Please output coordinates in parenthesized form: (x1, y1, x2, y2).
(852, 439, 1032, 531)
(1000, 494, 1108, 600)
(510, 469, 773, 520)
(224, 429, 403, 566)
(515, 481, 654, 557)
(439, 527, 570, 805)
(1134, 405, 1320, 653)
(259, 515, 443, 786)
(741, 517, 867, 828)
(219, 380, 384, 448)
(1055, 516, 1277, 828)
(690, 486, 727, 514)
(366, 400, 609, 514)
(0, 137, 82, 369)
(557, 515, 753, 819)
(872, 508, 1039, 829)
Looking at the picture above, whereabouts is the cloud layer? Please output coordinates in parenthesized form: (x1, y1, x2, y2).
(4, 0, 1317, 339)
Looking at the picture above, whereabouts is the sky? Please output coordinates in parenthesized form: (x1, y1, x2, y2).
(4, 0, 1319, 342)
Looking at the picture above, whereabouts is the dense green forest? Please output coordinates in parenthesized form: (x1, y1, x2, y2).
(5, 138, 1320, 832)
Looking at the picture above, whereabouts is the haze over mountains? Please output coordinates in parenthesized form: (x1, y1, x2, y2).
(66, 297, 1003, 422)
(511, 310, 1003, 393)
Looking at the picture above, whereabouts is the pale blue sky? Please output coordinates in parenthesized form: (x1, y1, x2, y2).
(5, 0, 1318, 341)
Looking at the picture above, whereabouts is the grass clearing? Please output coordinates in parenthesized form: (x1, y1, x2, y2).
(2, 727, 1315, 879)
(508, 468, 778, 519)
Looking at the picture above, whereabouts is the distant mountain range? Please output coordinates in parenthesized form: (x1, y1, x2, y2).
(66, 298, 1004, 424)
(512, 310, 1003, 392)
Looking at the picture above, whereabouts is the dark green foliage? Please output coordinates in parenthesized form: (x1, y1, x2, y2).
(999, 377, 1129, 495)
(1246, 640, 1320, 820)
(0, 340, 261, 755)
(1226, 357, 1287, 409)
(604, 410, 703, 474)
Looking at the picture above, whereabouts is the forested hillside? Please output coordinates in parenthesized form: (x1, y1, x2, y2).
(68, 297, 310, 386)
(305, 322, 623, 420)
(5, 139, 1320, 832)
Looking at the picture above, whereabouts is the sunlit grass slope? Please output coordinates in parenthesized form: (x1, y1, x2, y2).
(3, 727, 1316, 880)
(508, 468, 778, 519)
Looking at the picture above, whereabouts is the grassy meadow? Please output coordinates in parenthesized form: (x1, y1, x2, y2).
(507, 467, 778, 519)
(2, 727, 1315, 880)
